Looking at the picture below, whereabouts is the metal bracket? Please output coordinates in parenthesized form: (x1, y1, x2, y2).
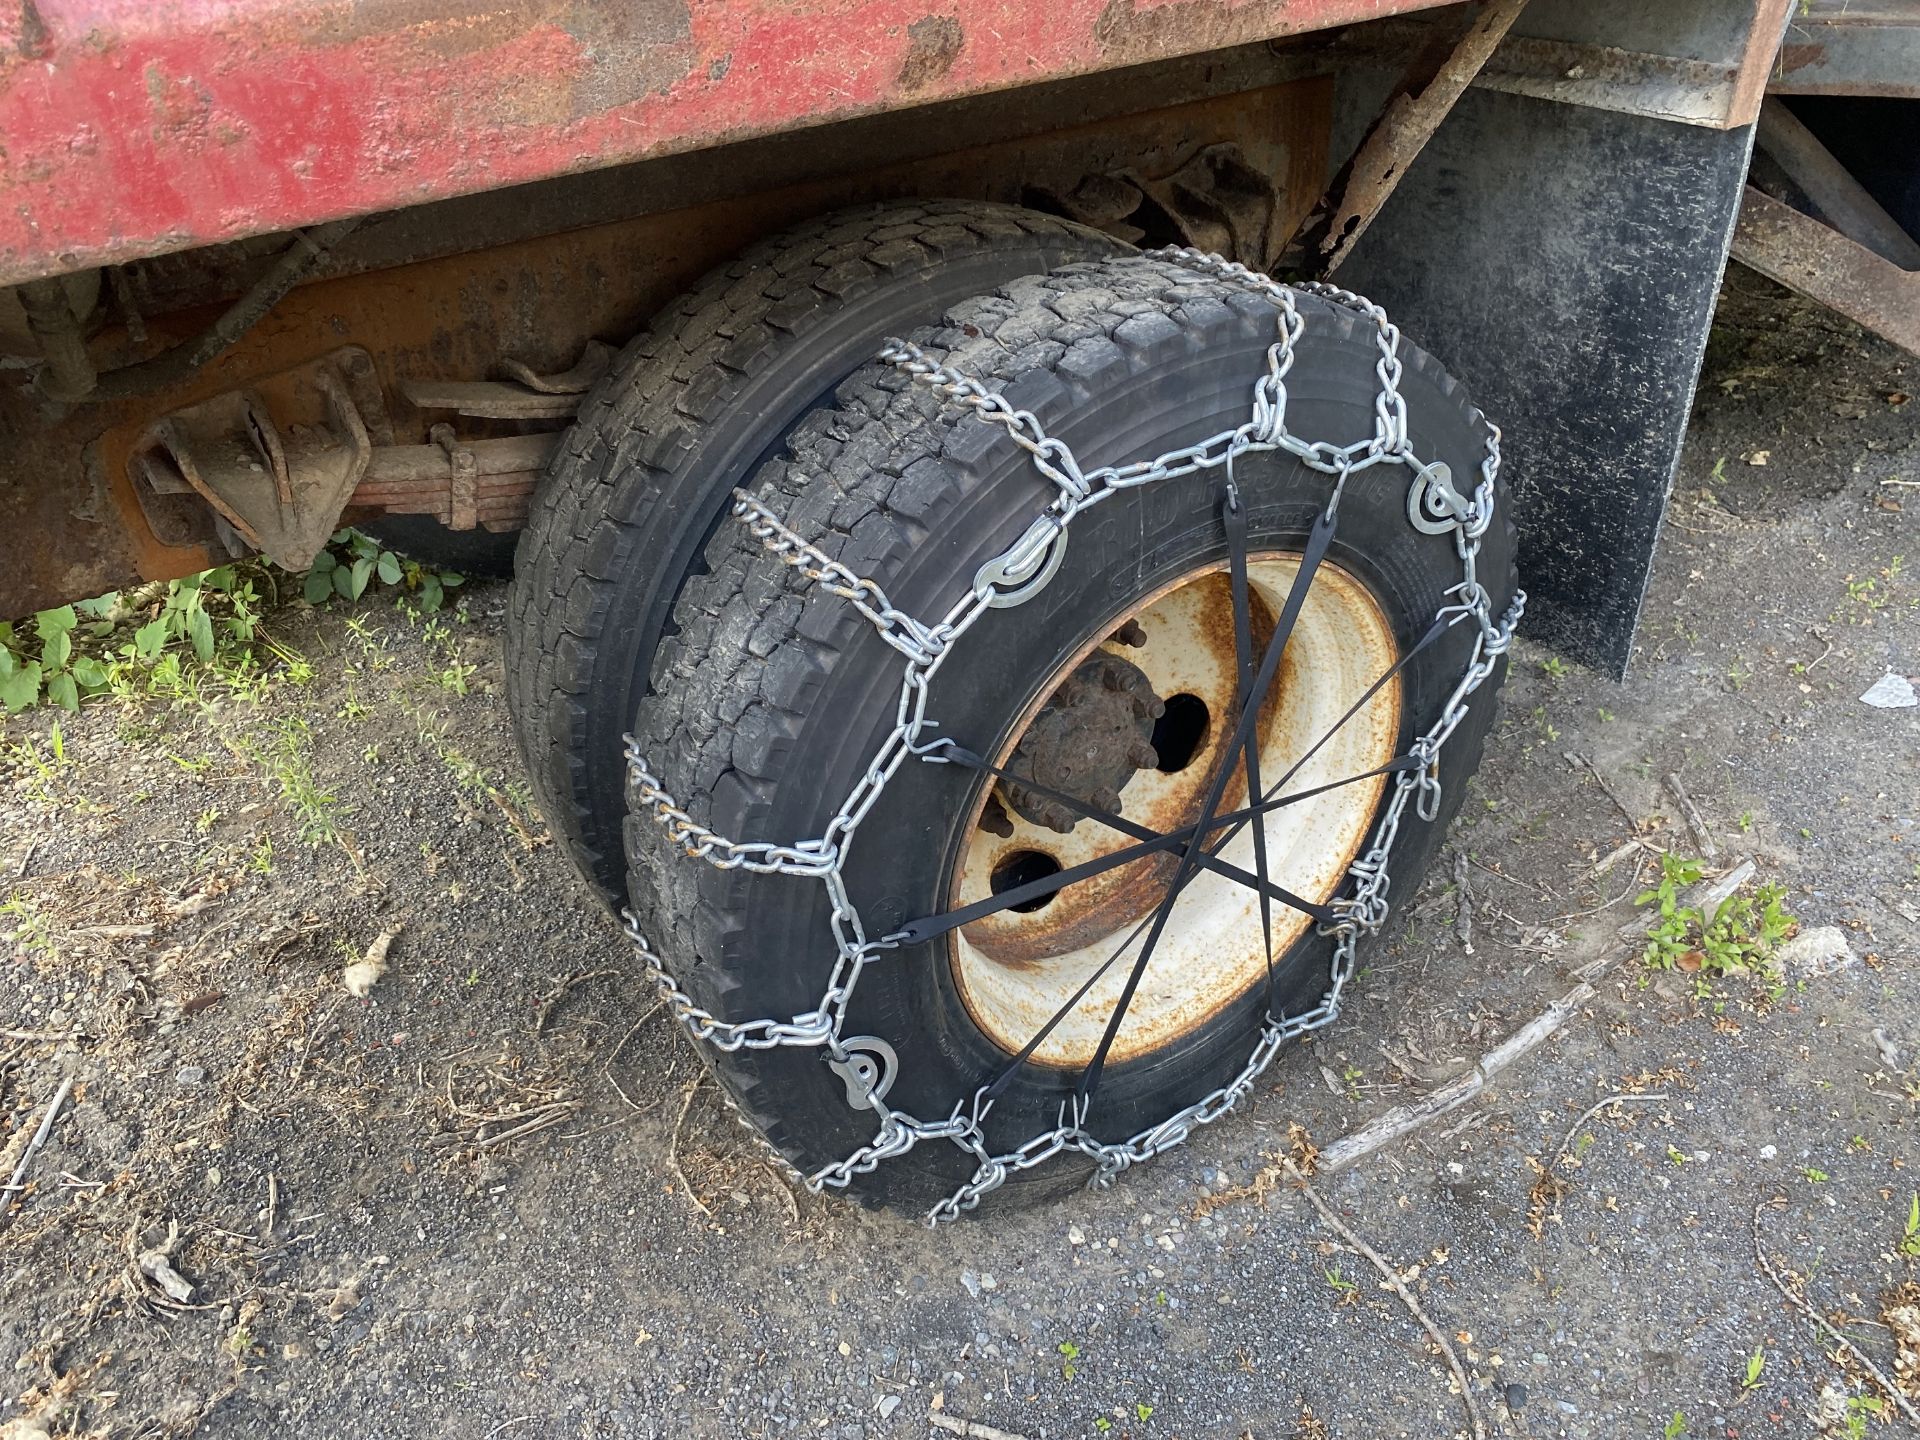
(1406, 460, 1470, 534)
(429, 424, 481, 531)
(129, 355, 374, 570)
(975, 516, 1068, 609)
(826, 1036, 898, 1110)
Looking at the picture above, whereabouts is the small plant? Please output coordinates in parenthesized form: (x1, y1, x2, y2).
(0, 599, 112, 712)
(1801, 1167, 1829, 1184)
(304, 529, 463, 612)
(3, 568, 278, 713)
(0, 896, 57, 956)
(1663, 1412, 1687, 1440)
(239, 716, 340, 846)
(1637, 854, 1796, 981)
(1666, 1145, 1688, 1166)
(1843, 1393, 1884, 1440)
(1135, 1403, 1153, 1422)
(1324, 1265, 1357, 1297)
(1057, 1340, 1080, 1380)
(435, 659, 478, 696)
(1741, 1346, 1765, 1390)
(1900, 1192, 1920, 1259)
(1540, 655, 1568, 680)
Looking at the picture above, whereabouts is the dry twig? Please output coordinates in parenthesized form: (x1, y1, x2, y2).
(1283, 1157, 1489, 1440)
(1751, 1200, 1920, 1425)
(1451, 851, 1474, 954)
(1566, 751, 1639, 831)
(668, 1078, 711, 1216)
(1552, 1093, 1668, 1172)
(602, 1002, 665, 1113)
(533, 969, 618, 1036)
(929, 1414, 1035, 1440)
(1662, 772, 1717, 861)
(1, 1075, 75, 1218)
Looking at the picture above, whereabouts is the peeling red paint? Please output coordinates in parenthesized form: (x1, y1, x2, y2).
(0, 0, 1449, 286)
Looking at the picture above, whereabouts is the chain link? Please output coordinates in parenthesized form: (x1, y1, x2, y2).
(621, 251, 1526, 1224)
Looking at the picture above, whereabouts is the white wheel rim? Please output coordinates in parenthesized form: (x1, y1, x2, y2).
(949, 554, 1402, 1068)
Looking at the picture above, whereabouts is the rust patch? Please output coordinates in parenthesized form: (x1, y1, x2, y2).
(1092, 0, 1241, 65)
(558, 0, 697, 118)
(897, 15, 963, 92)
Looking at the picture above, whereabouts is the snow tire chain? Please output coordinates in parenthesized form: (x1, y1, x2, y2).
(620, 250, 1526, 1224)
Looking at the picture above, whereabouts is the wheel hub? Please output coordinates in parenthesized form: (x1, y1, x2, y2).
(949, 557, 1403, 1068)
(999, 650, 1165, 834)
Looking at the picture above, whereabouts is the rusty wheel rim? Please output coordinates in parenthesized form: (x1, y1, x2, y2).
(948, 553, 1402, 1068)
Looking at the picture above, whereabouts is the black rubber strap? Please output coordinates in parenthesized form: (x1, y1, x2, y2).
(1077, 503, 1338, 1102)
(1223, 482, 1277, 1011)
(895, 754, 1421, 947)
(936, 743, 1327, 921)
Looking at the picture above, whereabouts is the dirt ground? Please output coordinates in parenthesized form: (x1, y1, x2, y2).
(2, 272, 1917, 1440)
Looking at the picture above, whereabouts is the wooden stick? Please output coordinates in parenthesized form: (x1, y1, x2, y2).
(1751, 1199, 1920, 1426)
(1, 1075, 74, 1209)
(929, 1414, 1035, 1440)
(1566, 751, 1639, 831)
(1317, 982, 1593, 1174)
(1662, 772, 1718, 860)
(1284, 1158, 1489, 1440)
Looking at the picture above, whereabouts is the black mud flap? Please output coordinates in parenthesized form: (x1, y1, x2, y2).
(1340, 68, 1762, 676)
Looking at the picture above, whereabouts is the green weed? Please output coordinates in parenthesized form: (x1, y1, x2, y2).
(305, 529, 463, 612)
(1637, 855, 1796, 984)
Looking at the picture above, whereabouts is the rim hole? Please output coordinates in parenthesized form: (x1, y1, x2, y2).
(990, 850, 1062, 913)
(1151, 693, 1210, 773)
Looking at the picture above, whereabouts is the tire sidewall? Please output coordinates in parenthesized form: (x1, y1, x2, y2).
(570, 223, 1129, 899)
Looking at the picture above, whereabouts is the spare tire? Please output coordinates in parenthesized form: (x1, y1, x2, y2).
(626, 254, 1521, 1218)
(506, 201, 1131, 906)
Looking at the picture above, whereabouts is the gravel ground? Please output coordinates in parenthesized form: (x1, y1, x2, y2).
(1, 274, 1916, 1440)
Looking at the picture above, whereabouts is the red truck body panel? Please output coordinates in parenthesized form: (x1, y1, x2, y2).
(0, 0, 1451, 286)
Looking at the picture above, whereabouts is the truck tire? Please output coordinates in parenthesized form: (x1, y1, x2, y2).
(506, 201, 1130, 906)
(627, 254, 1519, 1216)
